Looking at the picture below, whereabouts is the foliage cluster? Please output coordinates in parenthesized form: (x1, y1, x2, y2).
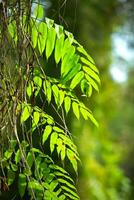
(0, 1, 100, 199)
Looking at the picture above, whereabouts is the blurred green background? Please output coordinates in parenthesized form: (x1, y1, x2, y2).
(43, 0, 134, 199)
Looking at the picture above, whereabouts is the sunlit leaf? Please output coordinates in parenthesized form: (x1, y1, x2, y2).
(46, 27, 56, 59)
(61, 63, 81, 83)
(65, 31, 74, 44)
(45, 18, 54, 28)
(4, 150, 13, 160)
(85, 74, 99, 92)
(72, 102, 80, 119)
(80, 57, 99, 74)
(61, 185, 79, 199)
(83, 66, 100, 83)
(57, 138, 63, 155)
(38, 22, 47, 54)
(58, 178, 76, 190)
(26, 81, 33, 98)
(67, 149, 78, 173)
(31, 22, 38, 48)
(55, 34, 64, 64)
(64, 96, 71, 114)
(52, 84, 59, 106)
(21, 104, 32, 123)
(42, 125, 52, 144)
(8, 20, 17, 43)
(59, 90, 65, 107)
(33, 4, 44, 20)
(60, 144, 66, 161)
(61, 38, 71, 58)
(33, 111, 40, 126)
(77, 45, 95, 64)
(87, 112, 99, 127)
(70, 71, 84, 89)
(50, 132, 58, 153)
(61, 51, 77, 77)
(43, 80, 52, 103)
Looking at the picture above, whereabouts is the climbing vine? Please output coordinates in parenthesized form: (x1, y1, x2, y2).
(0, 1, 100, 199)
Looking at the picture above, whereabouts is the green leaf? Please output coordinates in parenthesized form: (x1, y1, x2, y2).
(79, 107, 89, 120)
(61, 63, 81, 83)
(77, 45, 95, 64)
(18, 174, 27, 197)
(59, 194, 66, 200)
(54, 171, 74, 183)
(33, 4, 44, 20)
(80, 57, 99, 74)
(58, 134, 78, 154)
(8, 21, 17, 43)
(55, 188, 62, 196)
(50, 132, 58, 153)
(67, 149, 78, 173)
(81, 79, 88, 95)
(87, 112, 99, 127)
(85, 74, 99, 92)
(26, 81, 33, 98)
(64, 192, 79, 200)
(81, 79, 92, 97)
(52, 84, 59, 106)
(38, 22, 47, 54)
(42, 125, 52, 144)
(28, 179, 44, 191)
(61, 38, 71, 58)
(4, 150, 13, 160)
(65, 31, 74, 43)
(60, 144, 66, 161)
(32, 111, 40, 130)
(55, 24, 64, 38)
(70, 71, 84, 89)
(61, 185, 79, 199)
(11, 163, 18, 172)
(7, 169, 15, 186)
(64, 96, 71, 114)
(59, 90, 65, 107)
(26, 151, 33, 168)
(55, 34, 64, 64)
(80, 107, 98, 126)
(53, 126, 64, 133)
(33, 76, 42, 88)
(87, 84, 92, 97)
(31, 22, 38, 48)
(47, 118, 54, 125)
(33, 75, 42, 96)
(43, 80, 52, 103)
(49, 164, 68, 175)
(61, 52, 77, 77)
(46, 27, 56, 59)
(49, 180, 59, 191)
(15, 149, 21, 164)
(57, 138, 63, 155)
(83, 66, 100, 83)
(45, 18, 54, 28)
(58, 178, 76, 190)
(72, 102, 80, 119)
(21, 104, 32, 123)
